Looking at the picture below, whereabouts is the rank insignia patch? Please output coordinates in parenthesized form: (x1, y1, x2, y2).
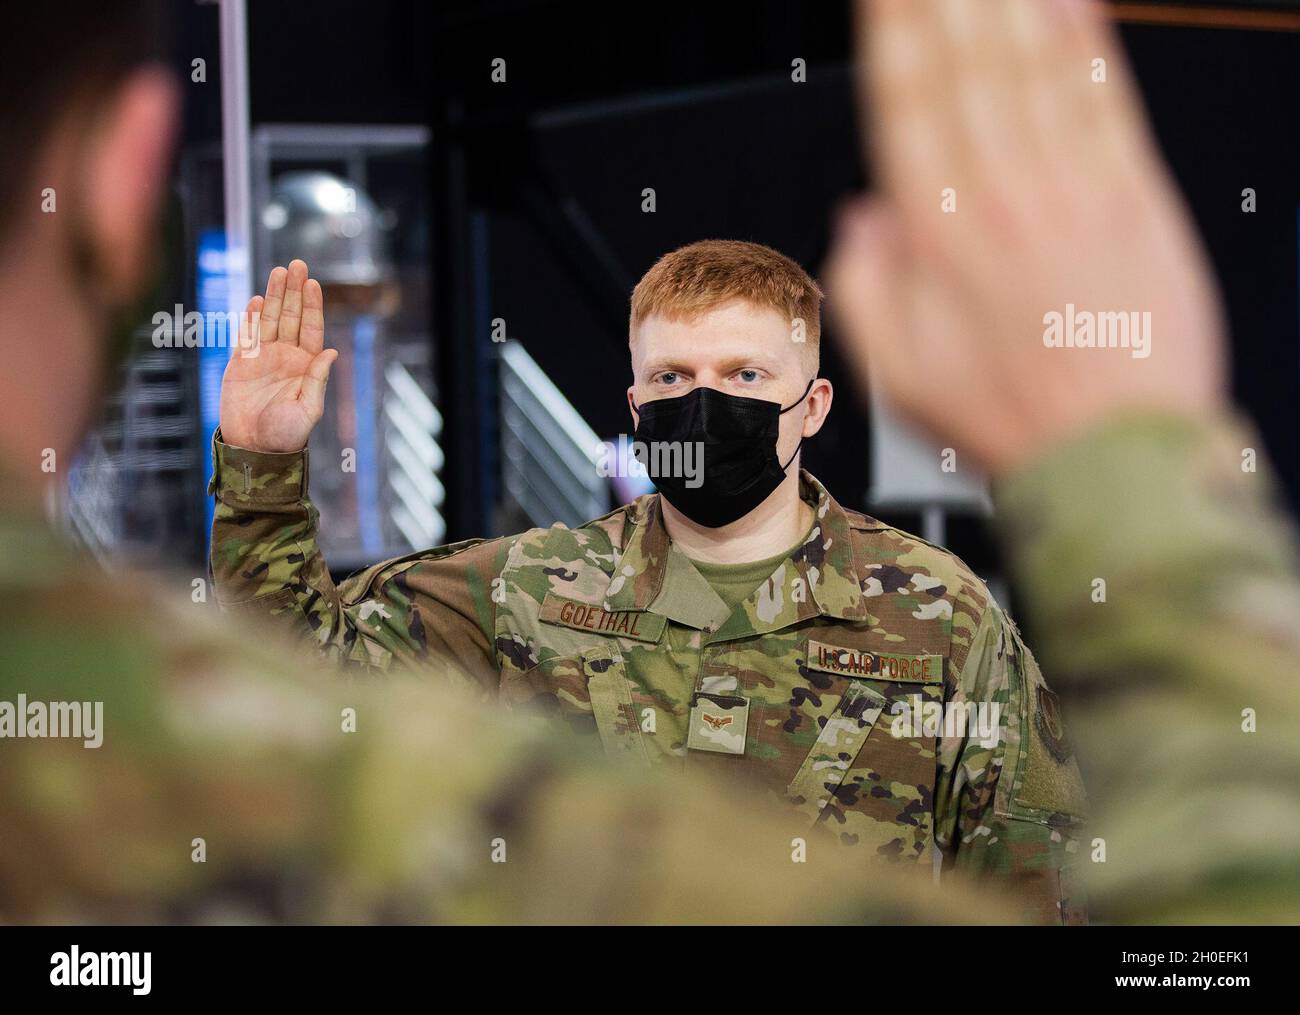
(687, 693, 749, 755)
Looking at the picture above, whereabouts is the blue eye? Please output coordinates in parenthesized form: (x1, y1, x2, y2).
(738, 369, 759, 382)
(658, 372, 679, 385)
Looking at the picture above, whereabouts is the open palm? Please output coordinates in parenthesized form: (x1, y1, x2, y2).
(219, 259, 338, 453)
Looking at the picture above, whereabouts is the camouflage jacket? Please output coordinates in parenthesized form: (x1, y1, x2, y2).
(211, 436, 1088, 923)
(2, 487, 1016, 925)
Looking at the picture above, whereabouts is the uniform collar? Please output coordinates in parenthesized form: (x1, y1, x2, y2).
(601, 470, 871, 637)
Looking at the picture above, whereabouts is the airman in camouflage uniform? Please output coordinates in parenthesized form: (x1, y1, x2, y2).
(211, 441, 1089, 923)
(5, 476, 1020, 923)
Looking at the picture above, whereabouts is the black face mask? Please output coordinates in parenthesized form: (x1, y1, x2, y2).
(631, 379, 814, 528)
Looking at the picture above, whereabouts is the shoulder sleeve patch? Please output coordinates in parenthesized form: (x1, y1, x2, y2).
(997, 623, 1089, 824)
(1034, 686, 1073, 764)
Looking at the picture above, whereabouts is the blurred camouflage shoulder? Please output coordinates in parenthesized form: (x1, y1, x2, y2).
(0, 507, 553, 921)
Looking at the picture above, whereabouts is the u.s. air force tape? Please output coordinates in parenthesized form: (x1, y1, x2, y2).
(804, 639, 943, 683)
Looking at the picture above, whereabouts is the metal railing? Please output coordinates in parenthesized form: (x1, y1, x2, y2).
(498, 340, 608, 529)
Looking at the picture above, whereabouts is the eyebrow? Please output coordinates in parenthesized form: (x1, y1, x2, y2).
(642, 354, 782, 375)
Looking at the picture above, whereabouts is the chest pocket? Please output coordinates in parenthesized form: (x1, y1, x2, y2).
(785, 681, 888, 821)
(582, 647, 652, 766)
(772, 637, 947, 856)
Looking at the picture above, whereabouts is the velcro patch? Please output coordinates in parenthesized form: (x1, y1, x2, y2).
(539, 592, 665, 643)
(805, 639, 942, 683)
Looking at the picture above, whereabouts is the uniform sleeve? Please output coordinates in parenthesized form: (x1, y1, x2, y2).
(209, 432, 509, 691)
(934, 599, 1089, 925)
(994, 412, 1300, 923)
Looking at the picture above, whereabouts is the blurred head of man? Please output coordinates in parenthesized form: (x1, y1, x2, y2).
(0, 2, 177, 491)
(625, 240, 833, 553)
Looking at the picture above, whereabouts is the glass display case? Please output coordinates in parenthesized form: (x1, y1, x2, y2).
(241, 125, 442, 571)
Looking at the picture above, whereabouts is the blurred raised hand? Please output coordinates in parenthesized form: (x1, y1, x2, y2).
(828, 0, 1227, 475)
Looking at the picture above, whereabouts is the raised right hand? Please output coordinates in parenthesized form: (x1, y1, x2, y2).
(219, 259, 339, 453)
(828, 0, 1227, 477)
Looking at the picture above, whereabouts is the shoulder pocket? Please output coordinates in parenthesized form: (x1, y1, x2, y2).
(218, 586, 298, 615)
(341, 537, 492, 600)
(996, 625, 1088, 824)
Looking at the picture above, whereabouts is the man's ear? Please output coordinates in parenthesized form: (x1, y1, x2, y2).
(82, 67, 179, 302)
(801, 378, 833, 438)
(627, 385, 640, 428)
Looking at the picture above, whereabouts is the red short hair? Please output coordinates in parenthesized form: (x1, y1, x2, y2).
(630, 239, 824, 370)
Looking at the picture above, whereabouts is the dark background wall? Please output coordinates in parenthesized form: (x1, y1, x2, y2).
(244, 0, 1300, 574)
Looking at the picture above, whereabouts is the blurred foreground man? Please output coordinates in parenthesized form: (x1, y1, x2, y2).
(0, 2, 1010, 926)
(828, 0, 1300, 922)
(214, 236, 1084, 916)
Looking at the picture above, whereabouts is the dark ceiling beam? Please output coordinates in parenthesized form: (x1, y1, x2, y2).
(1110, 1, 1300, 31)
